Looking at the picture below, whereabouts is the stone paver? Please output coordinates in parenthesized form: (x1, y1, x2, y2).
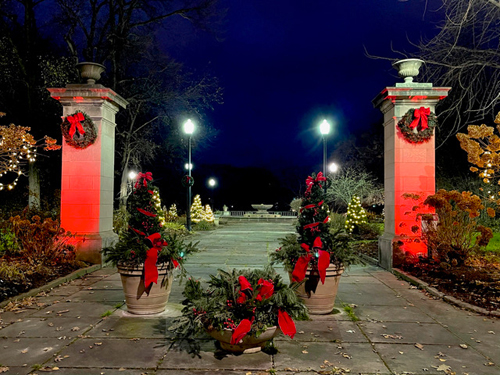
(0, 220, 498, 375)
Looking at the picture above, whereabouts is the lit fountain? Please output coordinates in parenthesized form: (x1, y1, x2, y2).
(251, 204, 273, 215)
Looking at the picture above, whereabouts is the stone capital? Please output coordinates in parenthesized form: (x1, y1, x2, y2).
(48, 84, 128, 110)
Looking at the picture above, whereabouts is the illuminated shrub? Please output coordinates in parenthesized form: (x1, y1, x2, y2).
(420, 189, 494, 266)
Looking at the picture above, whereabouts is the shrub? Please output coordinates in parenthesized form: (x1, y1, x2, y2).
(162, 222, 189, 237)
(194, 220, 215, 231)
(9, 215, 76, 266)
(328, 213, 346, 233)
(0, 225, 19, 256)
(420, 189, 494, 266)
(113, 207, 130, 237)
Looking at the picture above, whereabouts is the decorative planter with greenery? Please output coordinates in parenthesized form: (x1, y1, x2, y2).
(169, 267, 309, 354)
(103, 172, 197, 314)
(270, 172, 359, 314)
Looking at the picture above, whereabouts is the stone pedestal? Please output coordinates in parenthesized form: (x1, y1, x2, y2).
(48, 84, 128, 264)
(372, 83, 450, 270)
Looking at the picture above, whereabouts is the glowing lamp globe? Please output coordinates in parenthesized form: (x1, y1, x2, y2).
(320, 119, 331, 135)
(184, 119, 195, 134)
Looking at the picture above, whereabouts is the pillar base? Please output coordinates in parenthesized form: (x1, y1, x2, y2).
(74, 231, 118, 264)
(378, 233, 394, 270)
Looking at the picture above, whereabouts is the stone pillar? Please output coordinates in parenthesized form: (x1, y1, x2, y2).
(372, 62, 450, 270)
(48, 83, 128, 264)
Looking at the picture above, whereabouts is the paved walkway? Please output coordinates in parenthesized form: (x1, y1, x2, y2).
(0, 221, 498, 375)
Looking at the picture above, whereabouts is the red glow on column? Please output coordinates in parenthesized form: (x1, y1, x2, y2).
(53, 96, 61, 101)
(101, 96, 110, 100)
(439, 96, 447, 100)
(73, 96, 84, 102)
(409, 95, 428, 102)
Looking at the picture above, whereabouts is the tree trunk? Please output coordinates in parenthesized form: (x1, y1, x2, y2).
(28, 162, 40, 209)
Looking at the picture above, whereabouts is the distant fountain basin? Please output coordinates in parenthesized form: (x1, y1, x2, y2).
(251, 204, 273, 214)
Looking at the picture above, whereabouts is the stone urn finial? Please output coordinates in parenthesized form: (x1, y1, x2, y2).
(76, 62, 106, 84)
(392, 58, 425, 84)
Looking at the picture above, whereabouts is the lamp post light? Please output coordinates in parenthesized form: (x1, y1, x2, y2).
(208, 178, 217, 210)
(328, 162, 339, 174)
(319, 119, 331, 192)
(184, 119, 195, 231)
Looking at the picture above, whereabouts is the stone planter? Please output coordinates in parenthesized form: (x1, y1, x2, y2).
(206, 326, 280, 353)
(392, 58, 424, 84)
(76, 62, 106, 84)
(292, 264, 344, 315)
(117, 262, 172, 315)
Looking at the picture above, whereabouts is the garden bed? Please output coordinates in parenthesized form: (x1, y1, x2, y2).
(399, 260, 500, 312)
(0, 258, 88, 303)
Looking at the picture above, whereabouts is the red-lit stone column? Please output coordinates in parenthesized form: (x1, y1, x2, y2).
(48, 84, 127, 264)
(373, 76, 450, 270)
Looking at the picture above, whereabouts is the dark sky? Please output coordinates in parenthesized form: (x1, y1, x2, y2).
(162, 0, 443, 173)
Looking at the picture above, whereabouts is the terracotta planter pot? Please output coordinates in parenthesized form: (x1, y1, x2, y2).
(117, 262, 172, 315)
(292, 264, 344, 315)
(206, 326, 280, 353)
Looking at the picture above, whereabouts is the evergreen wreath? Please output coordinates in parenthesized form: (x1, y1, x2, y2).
(397, 107, 438, 144)
(61, 111, 98, 149)
(182, 175, 195, 187)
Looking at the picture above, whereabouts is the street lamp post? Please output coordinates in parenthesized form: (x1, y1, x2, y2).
(208, 178, 217, 210)
(184, 119, 195, 231)
(319, 119, 331, 192)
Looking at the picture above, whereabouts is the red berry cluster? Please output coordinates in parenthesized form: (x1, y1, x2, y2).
(223, 318, 236, 330)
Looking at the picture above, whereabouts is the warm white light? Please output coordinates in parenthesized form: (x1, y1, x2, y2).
(208, 178, 216, 187)
(184, 119, 195, 134)
(319, 119, 331, 135)
(128, 171, 137, 180)
(328, 162, 339, 173)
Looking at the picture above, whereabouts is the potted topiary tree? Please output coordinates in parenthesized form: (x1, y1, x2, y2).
(270, 172, 360, 314)
(103, 172, 197, 315)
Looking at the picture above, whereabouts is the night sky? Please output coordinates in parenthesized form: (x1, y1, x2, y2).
(162, 0, 443, 173)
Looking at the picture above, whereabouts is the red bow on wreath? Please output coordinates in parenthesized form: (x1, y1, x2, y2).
(305, 172, 327, 195)
(67, 113, 85, 139)
(144, 233, 168, 291)
(135, 172, 153, 189)
(409, 107, 430, 131)
(292, 236, 330, 284)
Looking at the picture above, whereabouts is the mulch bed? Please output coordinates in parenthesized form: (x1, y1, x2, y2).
(355, 240, 500, 312)
(399, 261, 500, 312)
(0, 260, 84, 303)
(356, 241, 378, 260)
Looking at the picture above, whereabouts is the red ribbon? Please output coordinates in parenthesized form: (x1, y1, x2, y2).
(409, 107, 430, 131)
(292, 237, 329, 284)
(129, 226, 145, 236)
(255, 279, 274, 301)
(67, 113, 85, 139)
(292, 254, 312, 282)
(278, 310, 296, 339)
(144, 233, 167, 289)
(238, 276, 253, 292)
(303, 222, 319, 230)
(305, 172, 327, 194)
(137, 207, 157, 217)
(231, 318, 253, 345)
(135, 172, 153, 189)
